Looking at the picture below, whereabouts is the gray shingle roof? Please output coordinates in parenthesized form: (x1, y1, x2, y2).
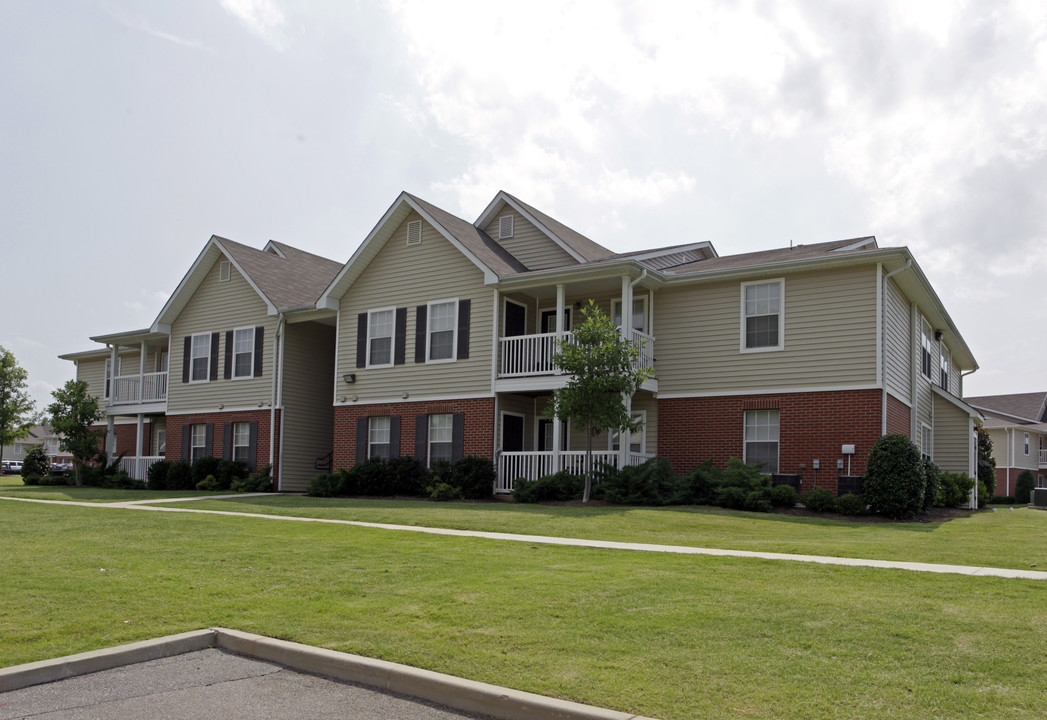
(502, 193, 617, 263)
(666, 237, 877, 275)
(216, 237, 343, 310)
(966, 392, 1047, 424)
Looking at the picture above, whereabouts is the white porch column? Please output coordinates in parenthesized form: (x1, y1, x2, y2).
(554, 283, 565, 376)
(135, 413, 145, 478)
(106, 416, 116, 457)
(107, 344, 118, 456)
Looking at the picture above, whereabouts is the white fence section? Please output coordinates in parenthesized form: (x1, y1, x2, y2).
(496, 450, 656, 493)
(110, 372, 169, 406)
(631, 329, 654, 372)
(118, 456, 165, 481)
(497, 330, 654, 379)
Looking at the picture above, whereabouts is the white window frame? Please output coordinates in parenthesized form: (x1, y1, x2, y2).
(428, 413, 453, 466)
(368, 416, 391, 459)
(366, 307, 396, 369)
(743, 409, 780, 474)
(740, 279, 784, 353)
(104, 358, 121, 399)
(426, 299, 458, 363)
(536, 418, 570, 452)
(191, 424, 208, 462)
(232, 326, 255, 379)
(1024, 432, 1030, 456)
(612, 296, 649, 334)
(155, 426, 166, 457)
(939, 345, 951, 391)
(498, 215, 514, 239)
(538, 306, 572, 334)
(233, 422, 251, 463)
(190, 333, 211, 384)
(609, 411, 646, 454)
(406, 220, 422, 246)
(921, 423, 933, 461)
(920, 319, 934, 381)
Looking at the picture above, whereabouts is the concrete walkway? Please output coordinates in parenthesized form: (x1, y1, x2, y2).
(2, 495, 1045, 580)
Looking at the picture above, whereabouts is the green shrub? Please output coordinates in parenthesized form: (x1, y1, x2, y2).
(836, 493, 867, 516)
(196, 475, 220, 491)
(674, 460, 723, 505)
(449, 456, 496, 499)
(921, 458, 941, 513)
(1016, 470, 1036, 504)
(863, 434, 925, 519)
(166, 460, 193, 490)
(594, 457, 678, 506)
(428, 482, 464, 501)
(233, 464, 273, 492)
(770, 483, 799, 507)
(190, 456, 221, 487)
(147, 460, 170, 490)
(512, 471, 584, 503)
(384, 456, 429, 496)
(340, 457, 387, 495)
(306, 473, 340, 497)
(711, 458, 773, 512)
(991, 496, 1019, 504)
(103, 471, 145, 490)
(36, 474, 72, 486)
(215, 460, 249, 491)
(21, 474, 43, 485)
(937, 472, 975, 508)
(801, 488, 837, 513)
(22, 445, 50, 478)
(977, 478, 994, 509)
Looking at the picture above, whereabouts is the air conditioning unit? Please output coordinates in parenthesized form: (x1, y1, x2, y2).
(1031, 488, 1047, 508)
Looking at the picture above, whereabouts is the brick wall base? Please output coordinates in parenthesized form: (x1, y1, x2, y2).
(885, 394, 911, 437)
(167, 409, 280, 476)
(90, 422, 154, 456)
(333, 398, 495, 472)
(658, 389, 883, 494)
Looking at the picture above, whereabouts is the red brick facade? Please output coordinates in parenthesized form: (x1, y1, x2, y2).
(167, 409, 280, 474)
(333, 398, 495, 472)
(90, 422, 154, 456)
(885, 394, 911, 437)
(658, 389, 884, 494)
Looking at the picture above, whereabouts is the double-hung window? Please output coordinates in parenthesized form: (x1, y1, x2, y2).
(612, 297, 648, 334)
(741, 280, 783, 351)
(428, 414, 453, 465)
(920, 320, 934, 380)
(233, 422, 251, 463)
(921, 424, 933, 460)
(1024, 433, 1031, 456)
(939, 346, 951, 390)
(368, 309, 395, 367)
(369, 417, 391, 458)
(104, 358, 121, 398)
(232, 327, 255, 378)
(427, 300, 457, 362)
(190, 333, 211, 382)
(609, 411, 646, 454)
(191, 424, 208, 461)
(744, 409, 779, 474)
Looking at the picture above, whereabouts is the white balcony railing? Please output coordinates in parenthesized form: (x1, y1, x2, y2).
(110, 372, 168, 406)
(118, 456, 165, 481)
(496, 450, 656, 493)
(497, 330, 654, 379)
(1040, 449, 1047, 467)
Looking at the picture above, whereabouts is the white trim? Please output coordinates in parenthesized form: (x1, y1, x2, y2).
(535, 416, 570, 452)
(611, 295, 649, 334)
(231, 326, 255, 380)
(609, 410, 646, 454)
(538, 306, 572, 333)
(406, 220, 422, 246)
(165, 406, 268, 416)
(365, 307, 396, 369)
(425, 298, 459, 364)
(829, 237, 878, 253)
(739, 278, 785, 353)
(920, 422, 933, 460)
(368, 416, 392, 459)
(232, 421, 251, 463)
(886, 388, 913, 408)
(502, 297, 528, 336)
(332, 393, 493, 408)
(475, 192, 587, 264)
(332, 307, 343, 405)
(498, 215, 514, 240)
(188, 332, 211, 384)
(219, 261, 231, 282)
(655, 383, 882, 400)
(743, 408, 780, 474)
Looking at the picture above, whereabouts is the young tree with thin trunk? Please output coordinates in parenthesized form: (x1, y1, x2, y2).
(549, 301, 653, 502)
(46, 380, 103, 488)
(0, 346, 36, 469)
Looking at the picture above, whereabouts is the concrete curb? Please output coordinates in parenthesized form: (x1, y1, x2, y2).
(0, 628, 658, 720)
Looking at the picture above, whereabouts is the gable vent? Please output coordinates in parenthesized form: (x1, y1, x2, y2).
(219, 261, 231, 281)
(406, 220, 422, 246)
(640, 250, 707, 270)
(498, 215, 514, 240)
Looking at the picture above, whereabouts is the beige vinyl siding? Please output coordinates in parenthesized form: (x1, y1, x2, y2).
(280, 321, 336, 491)
(884, 277, 911, 399)
(168, 258, 276, 413)
(483, 207, 578, 271)
(932, 395, 972, 474)
(335, 211, 494, 404)
(913, 312, 936, 432)
(656, 266, 879, 395)
(76, 358, 110, 412)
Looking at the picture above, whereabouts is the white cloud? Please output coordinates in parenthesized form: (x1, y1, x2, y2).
(219, 0, 287, 50)
(101, 4, 205, 49)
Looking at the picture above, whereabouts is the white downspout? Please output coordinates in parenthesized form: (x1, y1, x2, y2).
(271, 314, 285, 489)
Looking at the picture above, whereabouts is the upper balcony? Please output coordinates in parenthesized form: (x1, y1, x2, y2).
(110, 371, 169, 408)
(497, 328, 654, 382)
(1039, 448, 1046, 469)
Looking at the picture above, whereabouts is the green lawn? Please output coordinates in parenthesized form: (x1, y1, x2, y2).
(1, 497, 1045, 719)
(0, 475, 240, 502)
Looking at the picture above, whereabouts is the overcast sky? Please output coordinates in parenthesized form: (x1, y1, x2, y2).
(2, 0, 1044, 411)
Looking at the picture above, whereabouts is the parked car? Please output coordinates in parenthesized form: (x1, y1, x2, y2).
(2, 460, 24, 475)
(50, 462, 73, 475)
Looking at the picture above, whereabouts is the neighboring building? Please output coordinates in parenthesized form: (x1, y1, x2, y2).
(965, 392, 1047, 494)
(60, 190, 981, 499)
(1, 425, 72, 464)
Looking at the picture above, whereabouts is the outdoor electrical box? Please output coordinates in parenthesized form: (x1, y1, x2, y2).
(837, 459, 845, 470)
(841, 444, 855, 455)
(812, 459, 820, 469)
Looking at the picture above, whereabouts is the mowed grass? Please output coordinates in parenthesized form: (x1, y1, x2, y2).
(0, 475, 242, 502)
(172, 493, 1047, 571)
(2, 499, 1046, 720)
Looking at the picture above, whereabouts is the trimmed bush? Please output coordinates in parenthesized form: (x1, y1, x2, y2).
(233, 464, 273, 492)
(306, 473, 340, 497)
(712, 458, 773, 512)
(166, 460, 193, 490)
(921, 458, 941, 513)
(36, 474, 73, 486)
(801, 488, 837, 513)
(937, 472, 975, 508)
(196, 475, 220, 491)
(594, 457, 678, 506)
(22, 445, 50, 479)
(449, 456, 496, 499)
(1016, 470, 1036, 504)
(991, 495, 1020, 505)
(190, 456, 221, 487)
(216, 460, 249, 491)
(977, 478, 994, 509)
(674, 460, 723, 506)
(863, 434, 925, 519)
(836, 493, 867, 516)
(428, 482, 464, 501)
(147, 460, 170, 490)
(512, 471, 584, 503)
(770, 483, 799, 507)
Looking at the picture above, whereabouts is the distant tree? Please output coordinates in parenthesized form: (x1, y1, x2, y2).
(549, 301, 653, 502)
(976, 426, 996, 498)
(1015, 470, 1036, 504)
(46, 380, 103, 488)
(21, 444, 50, 480)
(0, 346, 36, 468)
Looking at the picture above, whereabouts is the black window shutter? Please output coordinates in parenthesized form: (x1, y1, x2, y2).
(356, 417, 368, 463)
(457, 299, 471, 360)
(224, 331, 233, 379)
(223, 423, 232, 461)
(356, 313, 367, 368)
(248, 421, 258, 470)
(182, 337, 191, 383)
(181, 425, 191, 460)
(253, 326, 264, 377)
(394, 308, 407, 365)
(414, 414, 428, 461)
(389, 416, 401, 458)
(415, 305, 427, 363)
(204, 424, 214, 458)
(451, 412, 465, 462)
(209, 333, 220, 381)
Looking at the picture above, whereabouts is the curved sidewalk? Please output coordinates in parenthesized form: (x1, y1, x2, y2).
(2, 495, 1045, 580)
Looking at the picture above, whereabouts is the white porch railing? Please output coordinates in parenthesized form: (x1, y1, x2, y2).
(497, 330, 654, 378)
(496, 450, 656, 493)
(111, 372, 168, 406)
(1040, 449, 1047, 467)
(118, 456, 165, 481)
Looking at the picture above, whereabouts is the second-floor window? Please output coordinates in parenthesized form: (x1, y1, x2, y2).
(368, 309, 395, 367)
(232, 327, 255, 378)
(920, 320, 933, 380)
(939, 346, 951, 390)
(427, 300, 457, 362)
(741, 280, 783, 351)
(190, 334, 211, 382)
(1025, 433, 1030, 456)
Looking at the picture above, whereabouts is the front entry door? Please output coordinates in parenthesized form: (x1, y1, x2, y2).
(502, 413, 524, 452)
(540, 309, 571, 334)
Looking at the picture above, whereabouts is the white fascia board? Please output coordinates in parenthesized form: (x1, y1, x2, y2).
(627, 242, 718, 262)
(487, 192, 588, 264)
(931, 384, 983, 420)
(830, 237, 878, 252)
(150, 237, 222, 333)
(262, 240, 287, 257)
